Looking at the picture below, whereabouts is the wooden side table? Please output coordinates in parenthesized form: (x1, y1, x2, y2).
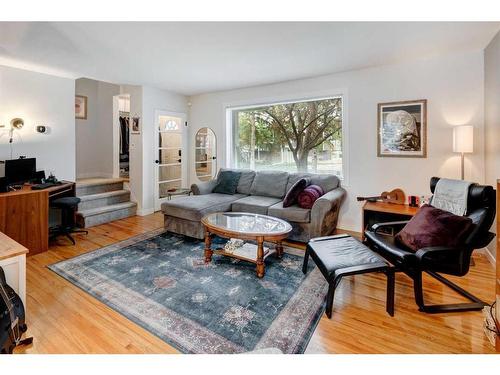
(361, 201, 419, 241)
(166, 188, 192, 200)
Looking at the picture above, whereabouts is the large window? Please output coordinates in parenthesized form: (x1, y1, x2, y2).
(230, 96, 343, 178)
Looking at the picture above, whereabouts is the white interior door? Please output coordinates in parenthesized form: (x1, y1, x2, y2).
(155, 111, 187, 210)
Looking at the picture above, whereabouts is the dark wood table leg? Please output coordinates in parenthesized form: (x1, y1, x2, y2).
(276, 241, 284, 259)
(204, 227, 213, 263)
(256, 236, 265, 278)
(386, 269, 395, 317)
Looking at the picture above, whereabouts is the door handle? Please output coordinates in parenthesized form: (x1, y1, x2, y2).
(212, 156, 217, 160)
(154, 160, 160, 164)
(177, 159, 182, 163)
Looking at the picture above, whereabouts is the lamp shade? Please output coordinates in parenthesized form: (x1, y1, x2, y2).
(453, 125, 473, 153)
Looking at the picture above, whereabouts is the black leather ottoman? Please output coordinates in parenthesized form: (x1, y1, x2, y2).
(302, 234, 395, 318)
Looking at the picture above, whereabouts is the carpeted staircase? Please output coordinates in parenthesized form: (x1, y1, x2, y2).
(76, 178, 137, 228)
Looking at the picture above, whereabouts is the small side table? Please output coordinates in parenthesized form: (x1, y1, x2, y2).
(0, 232, 28, 308)
(166, 188, 192, 200)
(361, 201, 419, 241)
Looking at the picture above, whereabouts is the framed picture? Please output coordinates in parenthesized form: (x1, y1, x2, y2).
(131, 116, 141, 134)
(377, 99, 427, 158)
(75, 95, 88, 120)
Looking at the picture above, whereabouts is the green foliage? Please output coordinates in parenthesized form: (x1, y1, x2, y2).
(236, 98, 342, 171)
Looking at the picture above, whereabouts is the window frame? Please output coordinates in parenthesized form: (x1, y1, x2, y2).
(224, 92, 348, 185)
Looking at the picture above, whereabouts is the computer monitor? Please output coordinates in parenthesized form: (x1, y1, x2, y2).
(5, 158, 36, 184)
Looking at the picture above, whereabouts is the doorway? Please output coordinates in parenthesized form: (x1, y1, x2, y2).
(117, 95, 130, 179)
(154, 111, 187, 210)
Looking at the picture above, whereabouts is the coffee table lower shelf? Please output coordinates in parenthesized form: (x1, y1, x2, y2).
(203, 232, 285, 278)
(209, 247, 278, 264)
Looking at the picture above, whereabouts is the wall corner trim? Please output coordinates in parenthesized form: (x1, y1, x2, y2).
(484, 245, 496, 267)
(136, 208, 155, 217)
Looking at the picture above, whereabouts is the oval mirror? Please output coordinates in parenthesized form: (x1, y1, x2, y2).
(195, 127, 217, 181)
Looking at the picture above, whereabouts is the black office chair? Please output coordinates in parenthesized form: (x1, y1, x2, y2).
(364, 177, 496, 313)
(50, 197, 88, 245)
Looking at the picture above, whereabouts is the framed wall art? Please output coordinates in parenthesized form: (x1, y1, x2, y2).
(75, 95, 88, 120)
(377, 99, 427, 158)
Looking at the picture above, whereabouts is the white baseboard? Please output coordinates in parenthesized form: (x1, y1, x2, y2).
(483, 245, 496, 266)
(136, 207, 155, 216)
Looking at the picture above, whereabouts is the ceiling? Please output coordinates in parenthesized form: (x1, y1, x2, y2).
(0, 22, 499, 96)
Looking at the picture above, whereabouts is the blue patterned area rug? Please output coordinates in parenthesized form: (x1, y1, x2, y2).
(48, 229, 327, 353)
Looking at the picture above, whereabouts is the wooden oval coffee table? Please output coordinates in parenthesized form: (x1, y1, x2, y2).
(201, 212, 292, 278)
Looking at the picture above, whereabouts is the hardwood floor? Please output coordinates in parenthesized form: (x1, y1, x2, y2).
(16, 212, 497, 354)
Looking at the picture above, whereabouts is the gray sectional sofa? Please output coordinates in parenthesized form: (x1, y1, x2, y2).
(161, 168, 346, 242)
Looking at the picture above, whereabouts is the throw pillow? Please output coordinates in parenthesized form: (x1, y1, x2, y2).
(213, 170, 242, 195)
(297, 184, 324, 209)
(283, 178, 309, 207)
(395, 204, 473, 252)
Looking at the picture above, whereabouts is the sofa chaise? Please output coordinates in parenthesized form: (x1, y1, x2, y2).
(161, 168, 346, 242)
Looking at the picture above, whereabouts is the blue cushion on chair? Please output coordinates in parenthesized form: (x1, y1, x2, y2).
(51, 197, 81, 209)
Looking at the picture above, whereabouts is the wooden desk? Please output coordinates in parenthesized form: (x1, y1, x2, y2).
(0, 181, 75, 256)
(362, 201, 419, 240)
(0, 232, 28, 307)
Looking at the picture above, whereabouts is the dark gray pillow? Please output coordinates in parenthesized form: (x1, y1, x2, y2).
(213, 170, 242, 195)
(283, 178, 309, 207)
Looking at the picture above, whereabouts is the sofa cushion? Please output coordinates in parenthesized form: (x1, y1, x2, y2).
(161, 193, 246, 221)
(286, 173, 340, 193)
(268, 202, 311, 223)
(231, 195, 282, 215)
(395, 204, 473, 252)
(283, 178, 309, 207)
(213, 170, 241, 194)
(218, 168, 256, 195)
(250, 171, 289, 198)
(298, 185, 324, 209)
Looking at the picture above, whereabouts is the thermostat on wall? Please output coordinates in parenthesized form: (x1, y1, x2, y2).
(36, 125, 50, 134)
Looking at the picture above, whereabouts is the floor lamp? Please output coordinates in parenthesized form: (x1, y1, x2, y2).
(453, 125, 473, 180)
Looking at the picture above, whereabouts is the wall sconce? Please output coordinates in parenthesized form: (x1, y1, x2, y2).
(9, 118, 24, 143)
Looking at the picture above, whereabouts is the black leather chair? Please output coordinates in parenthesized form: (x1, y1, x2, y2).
(364, 177, 496, 313)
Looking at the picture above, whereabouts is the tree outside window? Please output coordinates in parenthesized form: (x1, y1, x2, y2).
(232, 97, 343, 177)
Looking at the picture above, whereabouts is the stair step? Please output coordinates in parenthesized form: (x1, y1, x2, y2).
(78, 190, 131, 211)
(76, 178, 126, 196)
(76, 202, 137, 228)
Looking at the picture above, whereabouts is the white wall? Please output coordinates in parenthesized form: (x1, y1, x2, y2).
(484, 30, 500, 262)
(141, 86, 189, 214)
(0, 65, 75, 181)
(188, 50, 485, 232)
(76, 78, 120, 178)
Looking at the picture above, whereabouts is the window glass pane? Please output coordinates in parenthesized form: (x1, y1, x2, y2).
(159, 132, 182, 148)
(195, 128, 215, 148)
(196, 161, 214, 181)
(159, 180, 182, 198)
(195, 148, 215, 163)
(159, 149, 181, 164)
(159, 116, 181, 132)
(232, 97, 343, 178)
(159, 165, 181, 181)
